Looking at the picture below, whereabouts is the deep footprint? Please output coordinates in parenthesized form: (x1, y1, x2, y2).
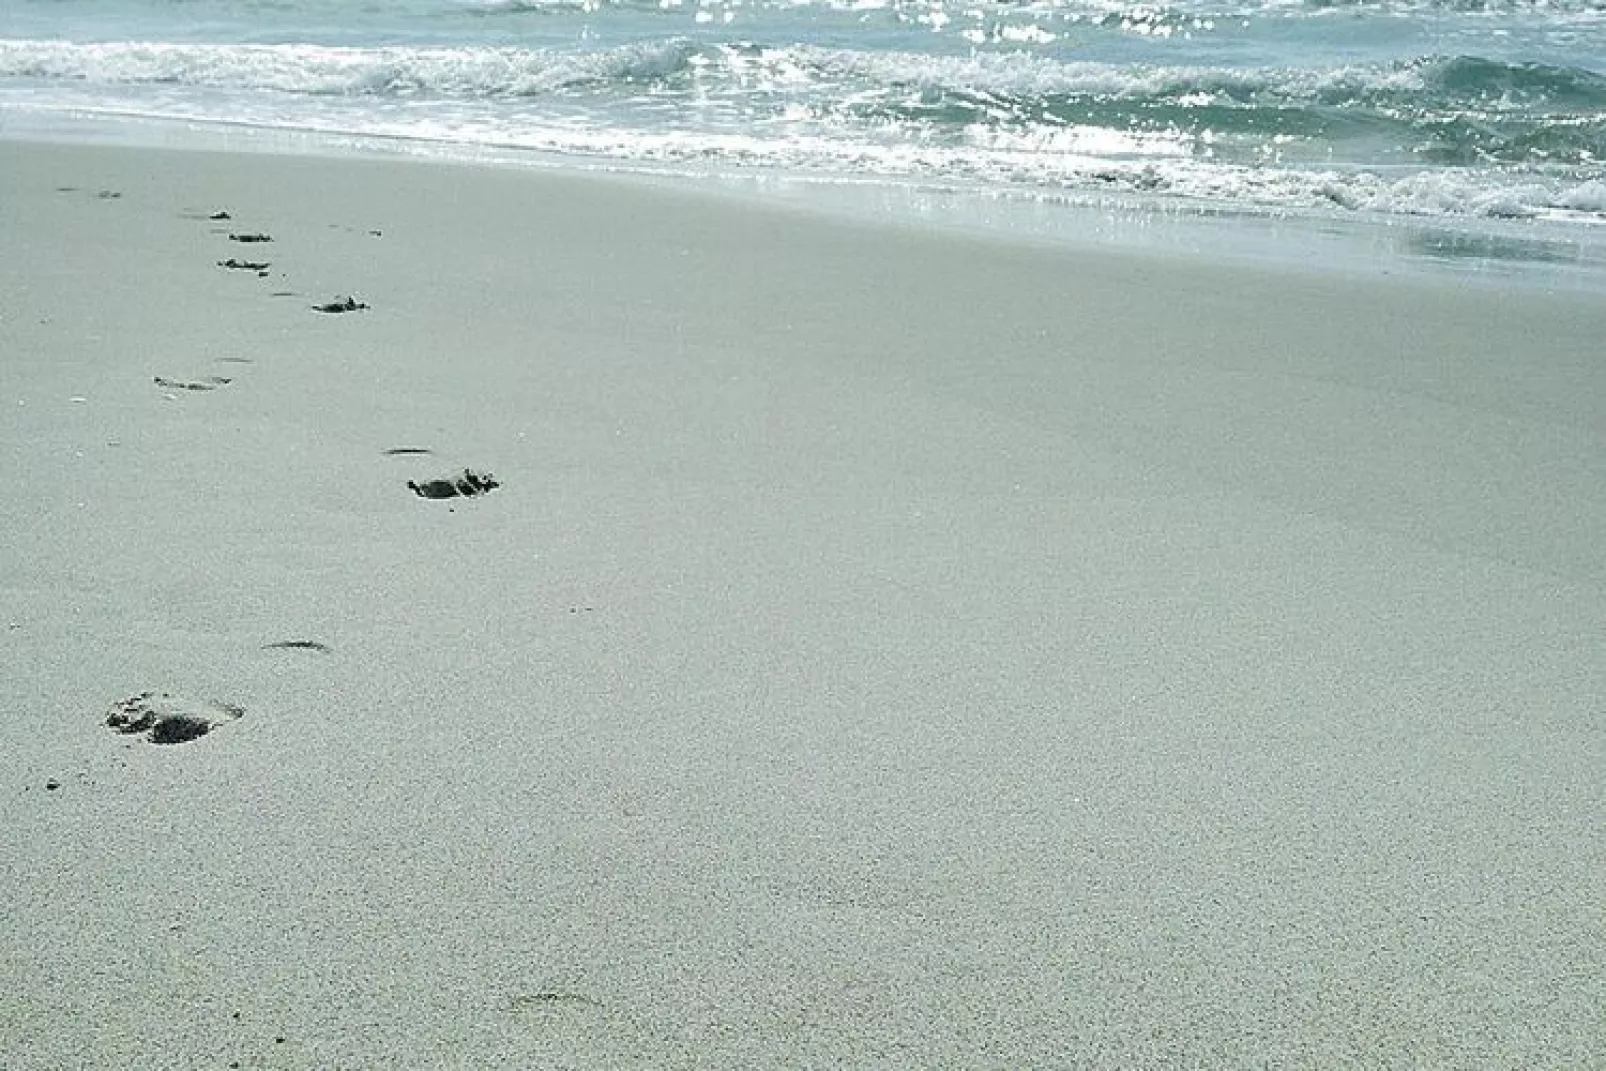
(218, 258, 270, 271)
(408, 469, 500, 500)
(105, 692, 245, 745)
(229, 232, 272, 243)
(154, 376, 231, 392)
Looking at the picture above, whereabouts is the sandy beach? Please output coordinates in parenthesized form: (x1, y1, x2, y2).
(3, 138, 1605, 1068)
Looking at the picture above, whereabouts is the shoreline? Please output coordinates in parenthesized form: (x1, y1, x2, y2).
(4, 136, 1605, 1067)
(6, 109, 1606, 295)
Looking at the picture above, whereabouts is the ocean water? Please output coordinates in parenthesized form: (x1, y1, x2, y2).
(3, 0, 1605, 282)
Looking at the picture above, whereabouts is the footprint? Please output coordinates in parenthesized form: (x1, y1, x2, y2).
(313, 296, 369, 314)
(408, 470, 499, 500)
(262, 640, 332, 654)
(218, 258, 271, 272)
(509, 992, 603, 1013)
(105, 692, 244, 745)
(382, 447, 433, 456)
(154, 376, 231, 392)
(229, 233, 272, 243)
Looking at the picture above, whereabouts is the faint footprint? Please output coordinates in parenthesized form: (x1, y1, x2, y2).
(154, 375, 231, 392)
(105, 692, 244, 745)
(509, 992, 603, 1013)
(262, 640, 332, 654)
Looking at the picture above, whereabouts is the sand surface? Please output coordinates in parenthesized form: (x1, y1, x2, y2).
(3, 139, 1605, 1068)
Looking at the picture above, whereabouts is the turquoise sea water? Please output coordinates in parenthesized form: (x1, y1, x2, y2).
(3, 0, 1604, 282)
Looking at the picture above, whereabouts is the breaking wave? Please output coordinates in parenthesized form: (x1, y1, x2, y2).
(2, 35, 1602, 221)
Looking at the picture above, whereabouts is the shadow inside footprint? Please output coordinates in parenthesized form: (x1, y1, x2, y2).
(383, 447, 433, 456)
(106, 692, 245, 745)
(218, 258, 270, 272)
(154, 376, 231, 392)
(229, 232, 272, 243)
(408, 470, 499, 500)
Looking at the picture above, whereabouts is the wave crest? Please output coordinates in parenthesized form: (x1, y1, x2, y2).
(0, 38, 706, 97)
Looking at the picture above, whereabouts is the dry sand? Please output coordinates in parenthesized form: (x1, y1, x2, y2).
(3, 139, 1605, 1068)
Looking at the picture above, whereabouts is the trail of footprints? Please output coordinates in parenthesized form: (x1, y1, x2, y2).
(91, 195, 502, 747)
(39, 178, 607, 1044)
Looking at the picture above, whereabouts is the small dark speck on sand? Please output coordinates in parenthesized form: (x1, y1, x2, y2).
(210, 210, 231, 220)
(45, 779, 61, 791)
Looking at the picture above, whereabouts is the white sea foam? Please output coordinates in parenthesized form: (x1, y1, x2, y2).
(1, 13, 1602, 233)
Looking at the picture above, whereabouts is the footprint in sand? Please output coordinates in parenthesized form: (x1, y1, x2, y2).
(54, 187, 121, 200)
(218, 258, 271, 276)
(106, 692, 244, 745)
(262, 640, 332, 654)
(509, 992, 604, 1014)
(312, 296, 369, 314)
(154, 375, 231, 392)
(382, 447, 433, 456)
(407, 469, 500, 500)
